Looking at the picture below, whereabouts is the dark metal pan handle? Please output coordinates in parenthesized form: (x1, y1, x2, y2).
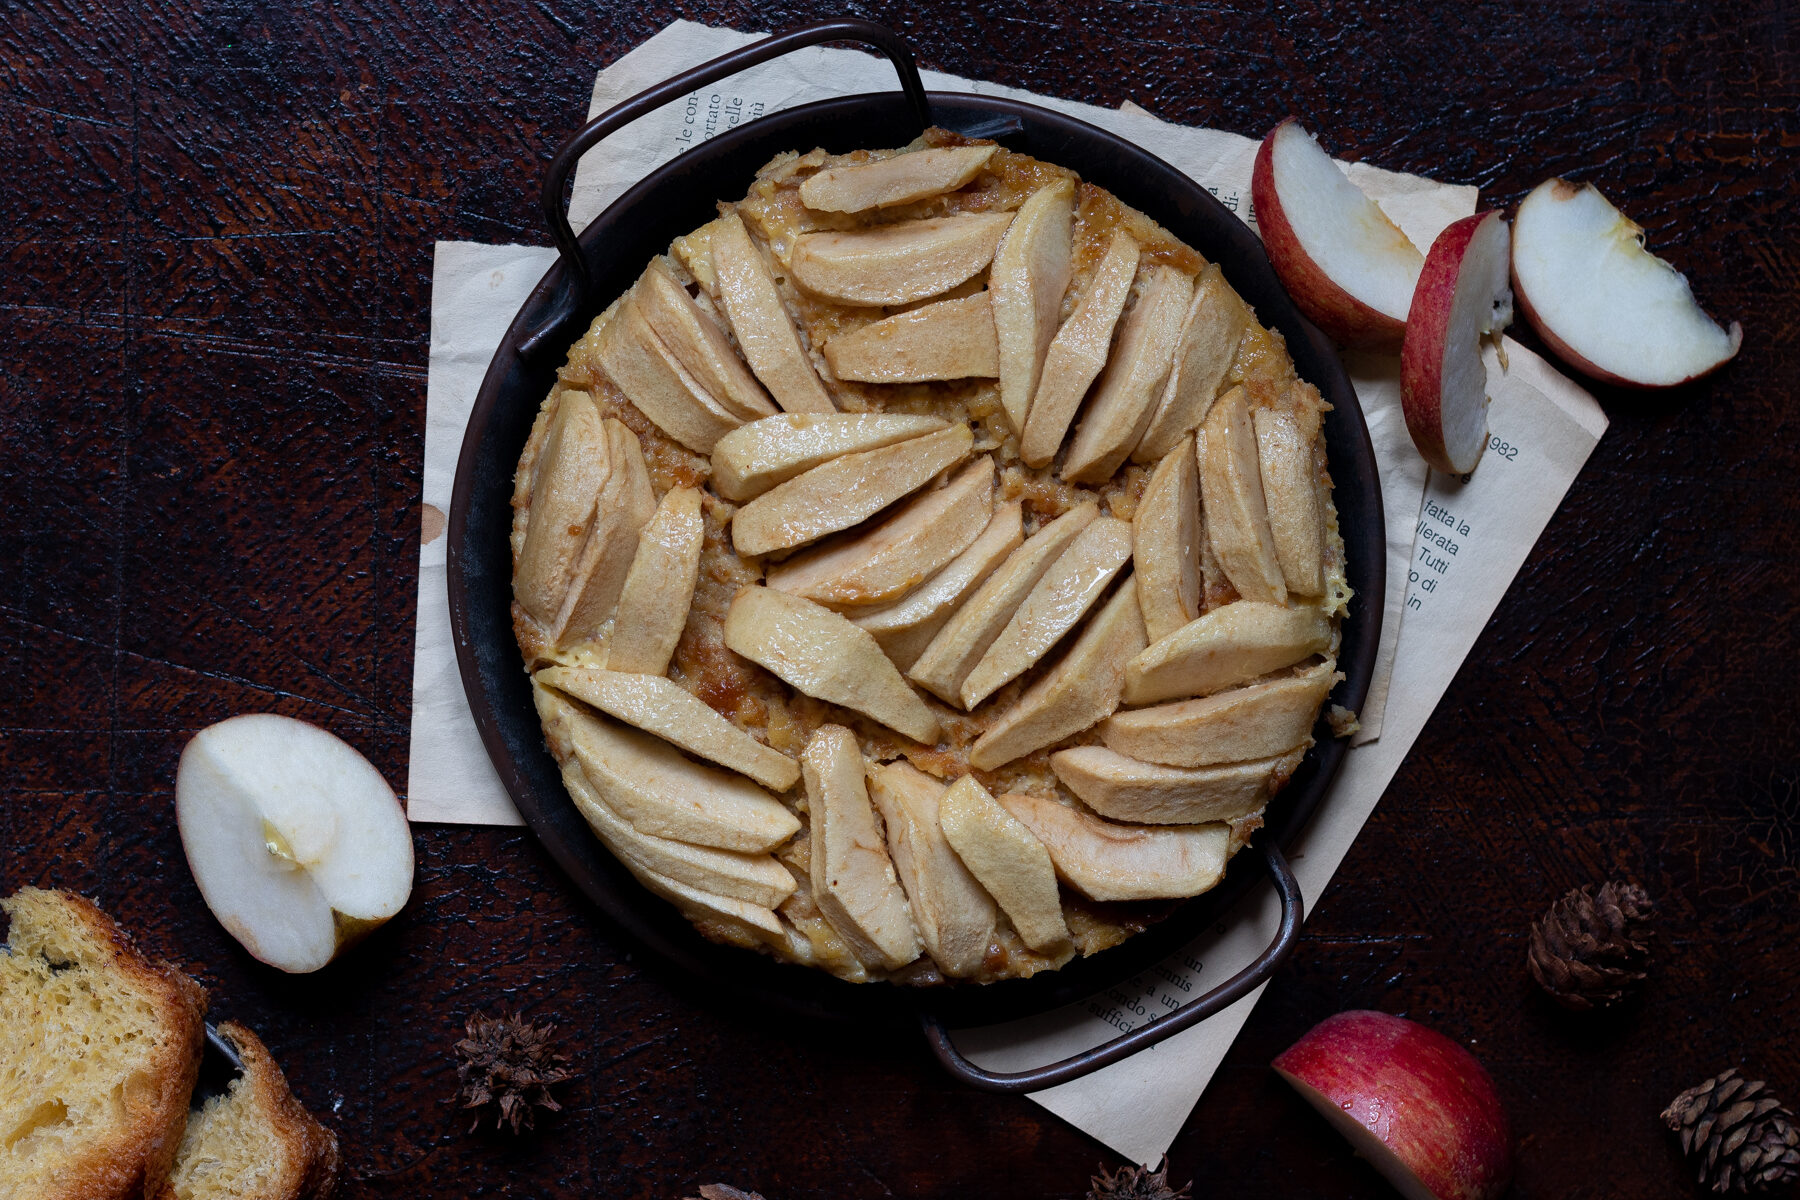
(520, 19, 931, 358)
(920, 840, 1305, 1093)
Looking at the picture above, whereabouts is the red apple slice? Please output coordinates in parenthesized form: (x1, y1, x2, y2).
(1273, 1010, 1514, 1200)
(1511, 178, 1742, 388)
(1400, 211, 1513, 475)
(1252, 119, 1424, 350)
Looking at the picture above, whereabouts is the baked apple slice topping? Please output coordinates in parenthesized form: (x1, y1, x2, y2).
(513, 390, 612, 627)
(799, 145, 997, 213)
(710, 212, 836, 413)
(1125, 600, 1333, 705)
(1061, 264, 1194, 484)
(1101, 661, 1337, 767)
(634, 259, 777, 422)
(550, 418, 657, 651)
(1050, 745, 1304, 825)
(710, 412, 946, 502)
(939, 776, 1071, 955)
(599, 486, 704, 676)
(996, 792, 1230, 902)
(823, 293, 1000, 383)
(803, 726, 923, 971)
(867, 761, 998, 977)
(852, 502, 1025, 672)
(788, 213, 1014, 306)
(1132, 437, 1204, 643)
(1253, 403, 1326, 597)
(1134, 262, 1252, 463)
(1198, 385, 1288, 605)
(1019, 232, 1141, 467)
(990, 178, 1076, 432)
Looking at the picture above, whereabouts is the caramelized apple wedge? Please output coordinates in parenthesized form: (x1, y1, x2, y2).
(535, 683, 798, 852)
(990, 178, 1076, 431)
(767, 459, 994, 607)
(1199, 386, 1288, 604)
(1050, 745, 1304, 824)
(1134, 264, 1253, 462)
(723, 587, 941, 744)
(789, 214, 1012, 307)
(960, 516, 1134, 709)
(852, 502, 1025, 671)
(799, 145, 997, 213)
(1254, 405, 1326, 597)
(624, 853, 787, 943)
(1101, 662, 1336, 767)
(601, 485, 703, 675)
(594, 298, 744, 453)
(996, 792, 1230, 902)
(730, 423, 973, 557)
(968, 576, 1147, 770)
(635, 260, 777, 422)
(1061, 265, 1194, 483)
(803, 726, 922, 971)
(1133, 436, 1203, 643)
(1019, 232, 1141, 468)
(514, 390, 609, 626)
(710, 412, 946, 502)
(867, 761, 997, 977)
(939, 776, 1069, 954)
(551, 419, 657, 649)
(823, 293, 999, 383)
(711, 213, 836, 414)
(907, 501, 1100, 704)
(539, 667, 800, 793)
(1125, 600, 1332, 705)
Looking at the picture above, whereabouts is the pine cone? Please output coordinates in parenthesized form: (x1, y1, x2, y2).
(1663, 1070, 1800, 1194)
(1526, 880, 1653, 1010)
(1087, 1158, 1192, 1200)
(455, 1011, 575, 1134)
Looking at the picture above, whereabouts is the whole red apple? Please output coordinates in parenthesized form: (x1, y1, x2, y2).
(1273, 1010, 1514, 1200)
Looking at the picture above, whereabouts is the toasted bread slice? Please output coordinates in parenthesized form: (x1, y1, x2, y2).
(0, 887, 208, 1200)
(156, 1022, 338, 1200)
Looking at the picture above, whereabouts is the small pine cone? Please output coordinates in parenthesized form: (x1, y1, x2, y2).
(1663, 1070, 1800, 1194)
(455, 1011, 575, 1134)
(1087, 1158, 1192, 1200)
(1526, 880, 1653, 1010)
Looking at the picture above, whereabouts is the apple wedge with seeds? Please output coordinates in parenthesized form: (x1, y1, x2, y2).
(852, 502, 1025, 672)
(593, 296, 745, 453)
(939, 776, 1070, 955)
(1254, 403, 1326, 597)
(730, 422, 973, 557)
(907, 500, 1100, 704)
(1050, 745, 1305, 825)
(513, 390, 610, 628)
(535, 683, 799, 852)
(1102, 661, 1337, 768)
(968, 576, 1147, 771)
(1061, 265, 1194, 484)
(990, 178, 1076, 432)
(539, 667, 800, 793)
(723, 586, 941, 744)
(710, 412, 947, 502)
(634, 259, 778, 422)
(788, 213, 1013, 307)
(710, 212, 836, 414)
(550, 418, 657, 650)
(1134, 263, 1253, 463)
(1198, 385, 1289, 605)
(823, 293, 999, 383)
(600, 486, 704, 676)
(1133, 436, 1204, 643)
(867, 761, 998, 977)
(1019, 231, 1141, 468)
(996, 792, 1230, 903)
(802, 726, 922, 971)
(1125, 600, 1333, 705)
(959, 516, 1134, 709)
(767, 458, 994, 607)
(799, 145, 997, 213)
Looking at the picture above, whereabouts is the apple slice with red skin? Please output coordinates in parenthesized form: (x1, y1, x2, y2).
(1251, 118, 1424, 351)
(1273, 1010, 1514, 1200)
(1511, 178, 1742, 388)
(1400, 211, 1513, 475)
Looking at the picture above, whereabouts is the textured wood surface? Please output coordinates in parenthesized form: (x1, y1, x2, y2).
(4, 2, 1798, 1197)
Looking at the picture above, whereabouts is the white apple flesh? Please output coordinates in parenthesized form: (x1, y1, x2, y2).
(1401, 211, 1513, 475)
(177, 714, 415, 973)
(1511, 178, 1741, 388)
(1273, 1010, 1514, 1200)
(1251, 118, 1424, 350)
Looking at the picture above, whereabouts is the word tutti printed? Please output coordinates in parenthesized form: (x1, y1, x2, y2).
(675, 93, 767, 149)
(1408, 501, 1471, 609)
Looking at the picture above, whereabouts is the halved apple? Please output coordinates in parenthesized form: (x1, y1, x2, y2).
(1134, 263, 1253, 463)
(1061, 265, 1194, 483)
(822, 293, 999, 383)
(723, 586, 941, 744)
(938, 776, 1069, 954)
(176, 714, 414, 973)
(634, 259, 777, 421)
(788, 214, 1013, 306)
(513, 390, 609, 627)
(866, 761, 997, 977)
(1133, 437, 1203, 643)
(1251, 118, 1424, 351)
(767, 459, 994, 607)
(710, 213, 836, 414)
(1253, 405, 1325, 597)
(1101, 662, 1336, 767)
(1511, 177, 1741, 388)
(968, 576, 1147, 770)
(730, 422, 973, 557)
(799, 145, 996, 213)
(1199, 386, 1288, 605)
(1019, 232, 1141, 467)
(710, 412, 946, 502)
(1049, 745, 1303, 824)
(990, 178, 1076, 432)
(852, 502, 1024, 672)
(802, 726, 922, 971)
(601, 486, 704, 676)
(1401, 210, 1513, 475)
(995, 792, 1229, 903)
(1125, 600, 1332, 705)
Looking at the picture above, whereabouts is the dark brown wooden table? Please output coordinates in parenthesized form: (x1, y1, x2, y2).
(5, 3, 1797, 1196)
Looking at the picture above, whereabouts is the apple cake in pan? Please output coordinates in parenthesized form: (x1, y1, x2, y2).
(510, 129, 1350, 985)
